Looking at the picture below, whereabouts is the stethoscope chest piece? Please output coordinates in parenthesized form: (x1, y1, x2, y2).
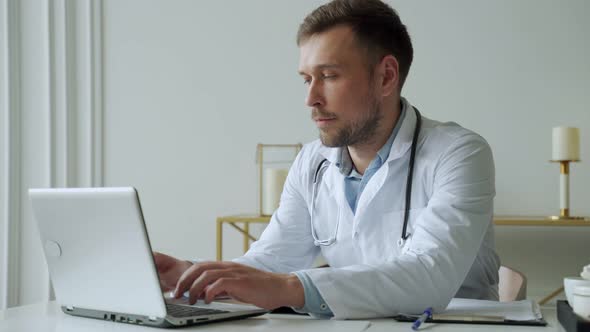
(397, 237, 406, 248)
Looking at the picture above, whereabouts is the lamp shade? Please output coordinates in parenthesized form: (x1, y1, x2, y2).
(552, 127, 580, 161)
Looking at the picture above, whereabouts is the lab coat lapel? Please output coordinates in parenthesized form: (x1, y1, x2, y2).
(355, 102, 418, 218)
(317, 145, 347, 202)
(354, 165, 388, 219)
(322, 161, 348, 212)
(317, 145, 338, 165)
(386, 102, 417, 163)
(320, 146, 357, 220)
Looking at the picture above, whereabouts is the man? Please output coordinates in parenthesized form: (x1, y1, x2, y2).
(155, 0, 500, 319)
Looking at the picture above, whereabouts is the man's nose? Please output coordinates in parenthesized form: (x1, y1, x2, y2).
(305, 81, 324, 108)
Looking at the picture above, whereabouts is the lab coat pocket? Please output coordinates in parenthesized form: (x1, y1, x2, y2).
(398, 207, 429, 255)
(377, 207, 427, 260)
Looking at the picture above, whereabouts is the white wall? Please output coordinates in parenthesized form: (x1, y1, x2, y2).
(102, 0, 323, 259)
(101, 0, 590, 301)
(4, 0, 588, 307)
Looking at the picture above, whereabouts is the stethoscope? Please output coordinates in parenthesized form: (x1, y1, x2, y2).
(310, 107, 422, 248)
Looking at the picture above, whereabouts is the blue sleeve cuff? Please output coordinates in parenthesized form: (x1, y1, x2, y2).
(291, 271, 333, 317)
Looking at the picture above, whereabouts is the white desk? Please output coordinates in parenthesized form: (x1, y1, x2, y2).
(0, 301, 564, 332)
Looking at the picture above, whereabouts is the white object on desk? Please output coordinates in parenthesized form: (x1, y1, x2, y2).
(573, 286, 590, 320)
(564, 277, 590, 305)
(262, 168, 288, 216)
(552, 126, 580, 161)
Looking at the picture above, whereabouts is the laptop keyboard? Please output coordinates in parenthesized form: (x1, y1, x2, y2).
(166, 303, 229, 318)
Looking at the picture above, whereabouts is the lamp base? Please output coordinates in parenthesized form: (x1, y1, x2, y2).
(547, 215, 589, 221)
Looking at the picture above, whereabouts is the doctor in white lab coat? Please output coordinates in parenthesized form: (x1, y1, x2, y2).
(154, 0, 500, 319)
(230, 101, 500, 318)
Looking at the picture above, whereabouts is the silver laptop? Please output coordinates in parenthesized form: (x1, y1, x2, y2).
(29, 187, 267, 328)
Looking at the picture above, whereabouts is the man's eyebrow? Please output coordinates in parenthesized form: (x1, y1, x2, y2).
(298, 64, 342, 75)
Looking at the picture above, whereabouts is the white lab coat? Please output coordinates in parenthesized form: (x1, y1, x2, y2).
(234, 101, 500, 319)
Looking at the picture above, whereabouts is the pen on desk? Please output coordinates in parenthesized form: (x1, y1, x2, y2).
(411, 307, 432, 331)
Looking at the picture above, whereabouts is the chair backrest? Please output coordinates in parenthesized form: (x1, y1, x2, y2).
(498, 265, 527, 301)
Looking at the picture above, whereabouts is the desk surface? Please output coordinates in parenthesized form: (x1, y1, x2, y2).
(0, 301, 564, 332)
(218, 214, 590, 226)
(494, 216, 590, 226)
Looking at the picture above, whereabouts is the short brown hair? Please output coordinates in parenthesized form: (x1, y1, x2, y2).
(297, 0, 413, 90)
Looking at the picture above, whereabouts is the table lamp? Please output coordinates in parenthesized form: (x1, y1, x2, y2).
(256, 143, 302, 216)
(549, 127, 586, 220)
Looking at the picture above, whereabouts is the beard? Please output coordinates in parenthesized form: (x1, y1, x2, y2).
(314, 95, 383, 148)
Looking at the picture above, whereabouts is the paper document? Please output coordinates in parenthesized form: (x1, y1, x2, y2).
(441, 298, 543, 321)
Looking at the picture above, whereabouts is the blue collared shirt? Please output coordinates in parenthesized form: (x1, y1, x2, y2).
(342, 107, 406, 214)
(293, 107, 407, 317)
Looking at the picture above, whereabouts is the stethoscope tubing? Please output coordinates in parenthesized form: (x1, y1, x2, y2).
(310, 107, 422, 248)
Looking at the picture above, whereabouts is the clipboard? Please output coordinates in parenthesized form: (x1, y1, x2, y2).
(393, 313, 547, 326)
(393, 298, 547, 327)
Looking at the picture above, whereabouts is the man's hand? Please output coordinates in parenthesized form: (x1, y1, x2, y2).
(174, 261, 305, 310)
(153, 252, 193, 292)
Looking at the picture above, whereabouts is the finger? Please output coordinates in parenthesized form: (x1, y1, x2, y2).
(187, 269, 234, 304)
(160, 280, 174, 292)
(204, 278, 238, 304)
(175, 262, 230, 297)
(200, 285, 229, 300)
(175, 261, 235, 298)
(153, 252, 174, 273)
(152, 252, 163, 268)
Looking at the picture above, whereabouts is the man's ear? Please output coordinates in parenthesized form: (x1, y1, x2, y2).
(379, 55, 400, 97)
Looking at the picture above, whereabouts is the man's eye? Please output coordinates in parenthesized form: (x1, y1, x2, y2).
(303, 78, 311, 85)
